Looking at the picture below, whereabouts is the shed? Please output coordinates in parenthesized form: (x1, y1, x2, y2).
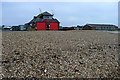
(83, 24, 118, 31)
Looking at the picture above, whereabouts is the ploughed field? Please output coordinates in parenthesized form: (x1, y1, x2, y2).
(1, 30, 120, 78)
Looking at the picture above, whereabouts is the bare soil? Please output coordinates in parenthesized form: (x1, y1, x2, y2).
(1, 30, 120, 78)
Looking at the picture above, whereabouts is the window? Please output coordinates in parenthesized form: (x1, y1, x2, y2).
(43, 16, 53, 19)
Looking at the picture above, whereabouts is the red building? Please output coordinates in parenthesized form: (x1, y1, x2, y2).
(29, 11, 60, 30)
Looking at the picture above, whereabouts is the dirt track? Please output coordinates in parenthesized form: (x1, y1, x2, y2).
(1, 30, 120, 78)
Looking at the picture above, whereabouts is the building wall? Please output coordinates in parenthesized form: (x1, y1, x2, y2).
(83, 25, 94, 30)
(50, 22, 59, 30)
(12, 26, 20, 31)
(36, 22, 59, 30)
(19, 25, 26, 31)
(36, 22, 46, 30)
(95, 26, 117, 30)
(83, 25, 118, 30)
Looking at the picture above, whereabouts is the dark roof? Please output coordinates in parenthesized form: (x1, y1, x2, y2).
(85, 24, 118, 28)
(29, 11, 58, 24)
(77, 26, 83, 28)
(52, 19, 59, 22)
(42, 11, 53, 16)
(37, 11, 53, 18)
(37, 18, 59, 23)
(29, 18, 42, 23)
(29, 18, 59, 24)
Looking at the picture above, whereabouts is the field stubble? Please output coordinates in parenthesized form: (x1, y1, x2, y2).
(1, 30, 120, 78)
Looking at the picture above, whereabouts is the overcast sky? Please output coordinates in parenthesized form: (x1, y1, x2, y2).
(2, 2, 118, 26)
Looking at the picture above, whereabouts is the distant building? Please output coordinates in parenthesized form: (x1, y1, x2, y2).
(62, 27, 75, 30)
(11, 26, 20, 31)
(19, 25, 27, 31)
(76, 25, 83, 30)
(2, 25, 11, 31)
(11, 25, 26, 31)
(28, 11, 60, 30)
(83, 24, 118, 31)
